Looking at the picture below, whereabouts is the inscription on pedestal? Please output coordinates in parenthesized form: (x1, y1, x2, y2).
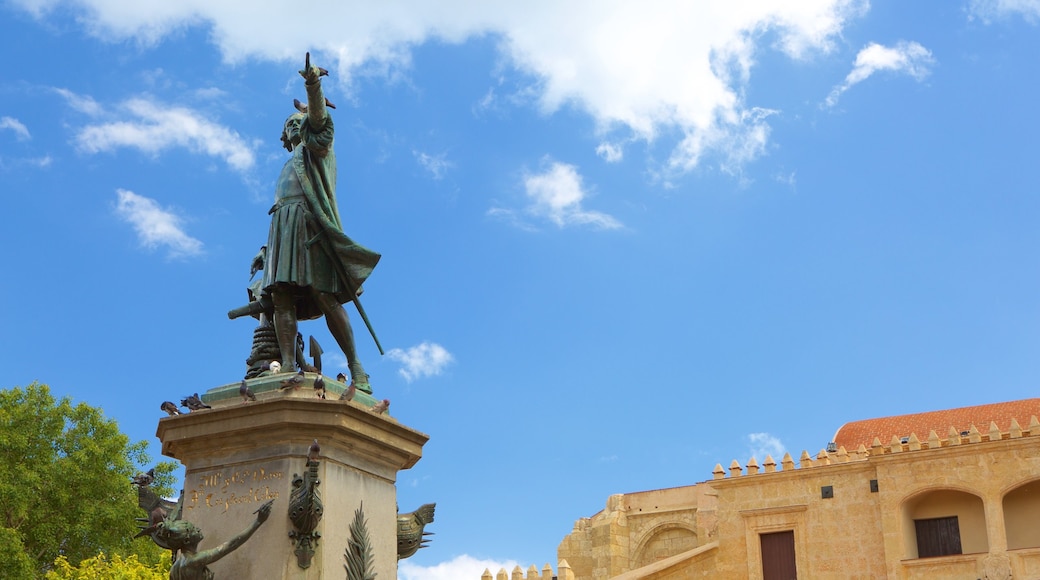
(187, 465, 284, 514)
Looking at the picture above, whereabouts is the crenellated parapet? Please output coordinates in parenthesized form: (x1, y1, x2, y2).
(712, 416, 1039, 480)
(545, 398, 1040, 580)
(480, 560, 574, 580)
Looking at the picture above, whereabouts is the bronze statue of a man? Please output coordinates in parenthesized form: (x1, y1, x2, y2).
(257, 54, 380, 393)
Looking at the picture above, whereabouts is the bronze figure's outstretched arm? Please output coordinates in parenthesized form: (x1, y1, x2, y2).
(169, 503, 272, 577)
(186, 500, 273, 569)
(301, 52, 329, 131)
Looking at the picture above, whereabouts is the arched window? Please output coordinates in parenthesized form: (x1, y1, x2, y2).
(1004, 480, 1040, 550)
(902, 489, 987, 558)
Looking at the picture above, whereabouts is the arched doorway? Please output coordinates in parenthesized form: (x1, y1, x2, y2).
(1004, 480, 1040, 550)
(902, 489, 987, 558)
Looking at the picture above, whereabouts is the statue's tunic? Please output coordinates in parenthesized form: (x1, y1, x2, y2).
(261, 114, 380, 320)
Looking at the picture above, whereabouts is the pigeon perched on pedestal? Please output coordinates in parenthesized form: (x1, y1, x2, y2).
(160, 401, 182, 416)
(370, 399, 390, 415)
(182, 393, 211, 411)
(280, 370, 305, 390)
(240, 380, 257, 403)
(307, 439, 320, 463)
(339, 383, 356, 402)
(313, 375, 326, 399)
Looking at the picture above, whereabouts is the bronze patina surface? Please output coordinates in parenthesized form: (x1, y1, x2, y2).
(240, 53, 380, 394)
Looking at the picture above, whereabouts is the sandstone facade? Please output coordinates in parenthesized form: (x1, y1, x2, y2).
(542, 399, 1040, 579)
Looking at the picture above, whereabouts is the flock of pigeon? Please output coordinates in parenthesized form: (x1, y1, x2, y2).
(160, 368, 390, 416)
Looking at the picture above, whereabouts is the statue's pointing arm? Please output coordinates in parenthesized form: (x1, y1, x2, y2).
(300, 54, 328, 132)
(190, 500, 273, 568)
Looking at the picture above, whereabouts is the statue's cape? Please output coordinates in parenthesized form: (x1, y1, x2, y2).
(295, 115, 381, 302)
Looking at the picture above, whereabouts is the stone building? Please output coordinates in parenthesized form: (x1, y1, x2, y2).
(517, 398, 1040, 580)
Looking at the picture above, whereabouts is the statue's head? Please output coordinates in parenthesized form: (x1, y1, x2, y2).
(282, 113, 306, 151)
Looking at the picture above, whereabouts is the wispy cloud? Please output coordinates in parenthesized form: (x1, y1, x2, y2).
(774, 170, 796, 188)
(74, 98, 256, 173)
(472, 87, 498, 117)
(193, 87, 229, 101)
(596, 142, 623, 163)
(399, 555, 521, 580)
(414, 150, 453, 179)
(28, 155, 52, 168)
(53, 87, 103, 116)
(0, 154, 53, 172)
(520, 161, 621, 229)
(968, 0, 1040, 23)
(484, 206, 538, 232)
(13, 1, 869, 175)
(114, 189, 203, 258)
(386, 341, 455, 382)
(825, 41, 935, 108)
(747, 432, 786, 461)
(0, 116, 30, 140)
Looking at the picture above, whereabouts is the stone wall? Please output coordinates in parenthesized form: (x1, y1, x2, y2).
(541, 413, 1040, 580)
(556, 485, 717, 579)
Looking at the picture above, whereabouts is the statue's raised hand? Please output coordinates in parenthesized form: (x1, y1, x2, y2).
(299, 52, 328, 84)
(255, 499, 274, 523)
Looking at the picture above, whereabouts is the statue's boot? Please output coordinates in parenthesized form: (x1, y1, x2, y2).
(272, 291, 298, 372)
(349, 362, 372, 395)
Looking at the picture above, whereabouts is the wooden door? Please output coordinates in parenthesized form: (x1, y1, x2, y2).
(761, 530, 797, 580)
(915, 516, 962, 557)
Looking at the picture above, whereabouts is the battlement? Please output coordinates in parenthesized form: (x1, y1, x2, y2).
(480, 560, 574, 580)
(712, 415, 1040, 480)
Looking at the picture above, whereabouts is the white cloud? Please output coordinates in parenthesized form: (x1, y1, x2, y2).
(472, 87, 498, 117)
(414, 150, 453, 179)
(825, 41, 935, 107)
(114, 189, 203, 258)
(399, 555, 522, 580)
(484, 206, 538, 232)
(521, 161, 621, 229)
(774, 170, 797, 187)
(968, 0, 1040, 22)
(59, 90, 255, 172)
(12, 0, 868, 174)
(596, 142, 623, 163)
(386, 341, 454, 382)
(29, 155, 52, 168)
(75, 98, 256, 172)
(0, 117, 31, 140)
(747, 432, 786, 461)
(0, 154, 53, 171)
(54, 87, 255, 173)
(53, 87, 103, 116)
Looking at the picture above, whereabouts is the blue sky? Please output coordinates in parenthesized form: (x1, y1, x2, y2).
(3, 1, 1040, 577)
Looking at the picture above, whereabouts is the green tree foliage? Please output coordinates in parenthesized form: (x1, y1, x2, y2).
(0, 527, 36, 579)
(44, 552, 171, 580)
(0, 383, 177, 576)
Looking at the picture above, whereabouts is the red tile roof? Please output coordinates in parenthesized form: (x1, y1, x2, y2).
(832, 398, 1040, 450)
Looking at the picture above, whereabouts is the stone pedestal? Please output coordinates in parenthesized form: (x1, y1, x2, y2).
(157, 376, 428, 579)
